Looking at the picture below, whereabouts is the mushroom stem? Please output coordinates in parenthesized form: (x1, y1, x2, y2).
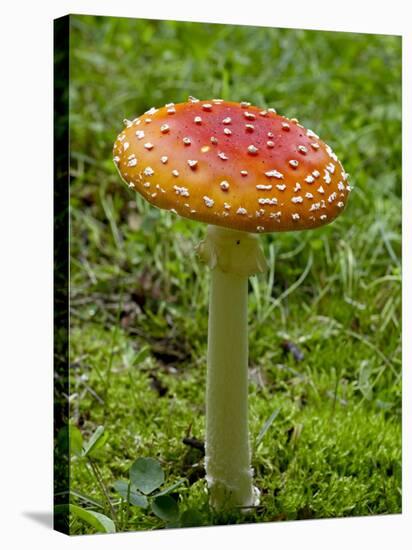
(198, 225, 267, 509)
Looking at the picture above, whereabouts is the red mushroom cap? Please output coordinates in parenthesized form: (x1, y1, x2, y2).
(113, 98, 350, 233)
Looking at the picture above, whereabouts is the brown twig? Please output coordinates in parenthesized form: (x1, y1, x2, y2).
(182, 437, 205, 455)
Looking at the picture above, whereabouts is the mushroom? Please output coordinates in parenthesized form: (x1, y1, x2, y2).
(113, 99, 350, 510)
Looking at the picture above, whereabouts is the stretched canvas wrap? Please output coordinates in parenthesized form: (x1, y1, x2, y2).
(54, 14, 402, 536)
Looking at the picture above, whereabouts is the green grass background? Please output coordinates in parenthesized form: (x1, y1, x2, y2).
(68, 14, 402, 534)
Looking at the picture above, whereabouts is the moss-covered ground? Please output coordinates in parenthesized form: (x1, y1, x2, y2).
(66, 15, 401, 534)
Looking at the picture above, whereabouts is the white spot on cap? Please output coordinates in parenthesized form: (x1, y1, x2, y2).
(204, 196, 214, 207)
(267, 141, 274, 148)
(270, 211, 282, 219)
(256, 184, 273, 190)
(172, 169, 179, 177)
(224, 202, 231, 210)
(326, 162, 336, 174)
(127, 158, 137, 167)
(236, 207, 247, 215)
(328, 192, 337, 203)
(144, 142, 154, 150)
(222, 117, 232, 124)
(337, 201, 344, 208)
(144, 118, 152, 123)
(268, 107, 277, 113)
(281, 122, 290, 131)
(320, 214, 328, 220)
(218, 151, 228, 160)
(294, 182, 302, 192)
(194, 116, 202, 124)
(173, 185, 190, 197)
(240, 170, 248, 176)
(256, 226, 265, 232)
(265, 170, 284, 179)
(337, 182, 345, 191)
(312, 170, 320, 178)
(260, 110, 268, 116)
(317, 185, 325, 194)
(220, 181, 230, 191)
(161, 156, 168, 164)
(244, 112, 256, 120)
(306, 129, 319, 139)
(323, 170, 331, 184)
(143, 167, 154, 176)
(146, 107, 157, 115)
(311, 142, 320, 150)
(183, 137, 191, 145)
(326, 144, 338, 161)
(298, 145, 308, 154)
(276, 184, 286, 191)
(202, 103, 212, 111)
(267, 132, 274, 138)
(258, 198, 277, 205)
(143, 182, 150, 188)
(210, 136, 218, 144)
(240, 101, 251, 107)
(128, 181, 135, 188)
(123, 142, 130, 151)
(248, 145, 258, 154)
(291, 196, 303, 204)
(123, 119, 132, 127)
(292, 213, 300, 220)
(167, 107, 176, 114)
(188, 96, 199, 103)
(187, 159, 198, 168)
(160, 124, 170, 133)
(223, 128, 232, 135)
(305, 175, 315, 183)
(245, 124, 254, 132)
(305, 192, 314, 199)
(136, 130, 145, 139)
(289, 160, 299, 168)
(113, 156, 120, 163)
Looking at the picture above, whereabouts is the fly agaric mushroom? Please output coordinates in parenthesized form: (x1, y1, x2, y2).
(113, 98, 350, 510)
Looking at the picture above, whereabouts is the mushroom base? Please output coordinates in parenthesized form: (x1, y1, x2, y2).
(198, 225, 266, 510)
